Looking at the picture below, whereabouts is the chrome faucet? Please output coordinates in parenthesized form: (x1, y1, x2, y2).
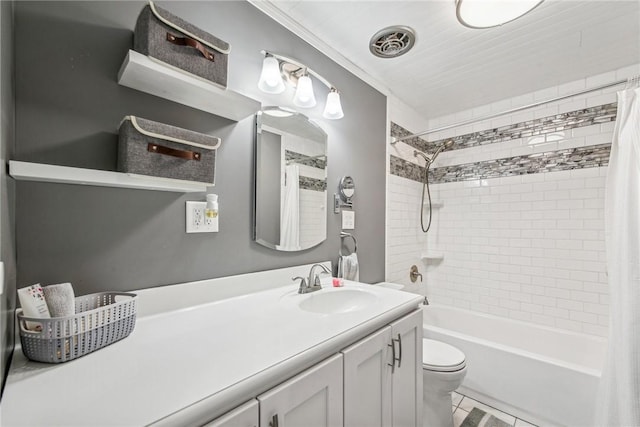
(308, 263, 331, 288)
(293, 264, 332, 294)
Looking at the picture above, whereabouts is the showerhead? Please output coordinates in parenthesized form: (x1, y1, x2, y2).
(414, 139, 454, 166)
(431, 139, 454, 162)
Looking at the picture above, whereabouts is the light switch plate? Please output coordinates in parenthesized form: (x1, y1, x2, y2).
(342, 210, 355, 230)
(186, 201, 218, 233)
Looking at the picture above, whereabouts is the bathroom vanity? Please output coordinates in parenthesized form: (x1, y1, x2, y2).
(1, 263, 423, 426)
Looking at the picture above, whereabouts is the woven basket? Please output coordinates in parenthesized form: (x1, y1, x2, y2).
(17, 292, 138, 363)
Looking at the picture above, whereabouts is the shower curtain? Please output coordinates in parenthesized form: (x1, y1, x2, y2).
(596, 84, 640, 426)
(279, 164, 301, 250)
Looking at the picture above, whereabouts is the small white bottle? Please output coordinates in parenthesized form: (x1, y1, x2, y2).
(17, 284, 51, 331)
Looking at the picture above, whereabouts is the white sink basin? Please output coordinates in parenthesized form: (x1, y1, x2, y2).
(298, 289, 378, 314)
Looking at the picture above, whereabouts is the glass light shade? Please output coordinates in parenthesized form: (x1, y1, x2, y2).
(456, 0, 544, 29)
(258, 56, 285, 94)
(322, 91, 344, 120)
(293, 75, 316, 108)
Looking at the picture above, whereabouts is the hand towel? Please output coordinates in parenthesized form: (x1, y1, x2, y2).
(43, 282, 75, 317)
(338, 253, 359, 281)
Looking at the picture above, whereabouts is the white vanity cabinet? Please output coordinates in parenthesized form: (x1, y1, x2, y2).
(390, 310, 423, 427)
(258, 354, 343, 427)
(342, 326, 393, 426)
(342, 310, 423, 427)
(204, 400, 258, 427)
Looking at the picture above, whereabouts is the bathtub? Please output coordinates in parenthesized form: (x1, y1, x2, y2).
(422, 305, 607, 427)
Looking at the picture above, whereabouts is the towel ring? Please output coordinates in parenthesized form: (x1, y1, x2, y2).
(340, 232, 358, 256)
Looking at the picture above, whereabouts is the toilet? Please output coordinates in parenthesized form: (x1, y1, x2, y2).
(422, 338, 467, 427)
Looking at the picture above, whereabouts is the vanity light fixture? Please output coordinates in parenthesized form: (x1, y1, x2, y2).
(258, 50, 344, 120)
(455, 0, 544, 29)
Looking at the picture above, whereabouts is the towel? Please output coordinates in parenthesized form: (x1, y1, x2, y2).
(338, 253, 359, 281)
(43, 283, 75, 317)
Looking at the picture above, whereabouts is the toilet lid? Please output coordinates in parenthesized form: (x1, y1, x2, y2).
(422, 339, 466, 372)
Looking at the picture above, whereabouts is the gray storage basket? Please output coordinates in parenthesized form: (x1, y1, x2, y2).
(118, 116, 220, 185)
(17, 292, 138, 363)
(134, 1, 230, 87)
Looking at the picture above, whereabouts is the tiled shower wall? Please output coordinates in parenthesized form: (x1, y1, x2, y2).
(387, 65, 640, 337)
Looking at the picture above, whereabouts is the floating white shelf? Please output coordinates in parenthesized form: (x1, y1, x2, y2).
(9, 161, 210, 193)
(117, 50, 261, 121)
(421, 252, 444, 261)
(423, 200, 443, 208)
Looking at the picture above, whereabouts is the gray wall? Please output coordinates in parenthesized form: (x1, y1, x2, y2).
(1, 0, 16, 396)
(13, 1, 386, 296)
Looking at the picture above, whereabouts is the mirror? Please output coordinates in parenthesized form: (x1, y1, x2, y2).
(339, 176, 355, 203)
(254, 107, 328, 251)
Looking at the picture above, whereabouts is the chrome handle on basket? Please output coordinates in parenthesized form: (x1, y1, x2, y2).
(388, 339, 396, 373)
(269, 414, 279, 427)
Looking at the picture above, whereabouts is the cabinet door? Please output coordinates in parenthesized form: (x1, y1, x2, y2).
(342, 326, 393, 427)
(204, 400, 258, 427)
(389, 310, 423, 427)
(258, 354, 343, 427)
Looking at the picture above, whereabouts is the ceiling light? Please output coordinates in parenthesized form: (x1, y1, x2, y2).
(257, 51, 344, 120)
(456, 0, 544, 29)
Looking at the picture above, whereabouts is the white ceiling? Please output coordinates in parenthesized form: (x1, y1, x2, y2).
(254, 0, 640, 120)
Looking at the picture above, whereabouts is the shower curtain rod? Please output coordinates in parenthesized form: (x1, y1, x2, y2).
(391, 77, 632, 144)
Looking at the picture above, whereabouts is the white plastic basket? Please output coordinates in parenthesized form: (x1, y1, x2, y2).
(17, 292, 137, 363)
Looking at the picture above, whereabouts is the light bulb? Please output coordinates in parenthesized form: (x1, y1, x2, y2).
(258, 56, 285, 94)
(293, 75, 316, 108)
(206, 194, 218, 218)
(322, 90, 344, 120)
(456, 0, 544, 29)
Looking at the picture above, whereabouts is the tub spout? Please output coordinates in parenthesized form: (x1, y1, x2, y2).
(423, 296, 430, 305)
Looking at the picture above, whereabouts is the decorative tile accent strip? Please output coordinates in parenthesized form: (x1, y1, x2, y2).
(390, 155, 427, 183)
(391, 103, 617, 153)
(391, 143, 611, 184)
(390, 122, 430, 152)
(285, 150, 327, 170)
(299, 176, 327, 192)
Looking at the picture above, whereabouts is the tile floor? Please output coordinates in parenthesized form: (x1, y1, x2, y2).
(452, 392, 537, 427)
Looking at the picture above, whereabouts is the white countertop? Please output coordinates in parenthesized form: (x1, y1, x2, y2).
(1, 277, 422, 426)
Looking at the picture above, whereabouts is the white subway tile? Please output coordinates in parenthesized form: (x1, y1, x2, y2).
(389, 79, 612, 338)
(572, 124, 601, 138)
(615, 64, 640, 80)
(586, 92, 616, 108)
(586, 71, 617, 88)
(582, 324, 608, 337)
(585, 133, 612, 146)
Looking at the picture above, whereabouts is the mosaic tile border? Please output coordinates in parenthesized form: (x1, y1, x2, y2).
(285, 150, 327, 170)
(390, 143, 611, 184)
(390, 102, 615, 184)
(391, 103, 617, 154)
(299, 176, 327, 192)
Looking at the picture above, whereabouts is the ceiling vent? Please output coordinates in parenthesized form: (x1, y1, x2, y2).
(369, 26, 416, 59)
